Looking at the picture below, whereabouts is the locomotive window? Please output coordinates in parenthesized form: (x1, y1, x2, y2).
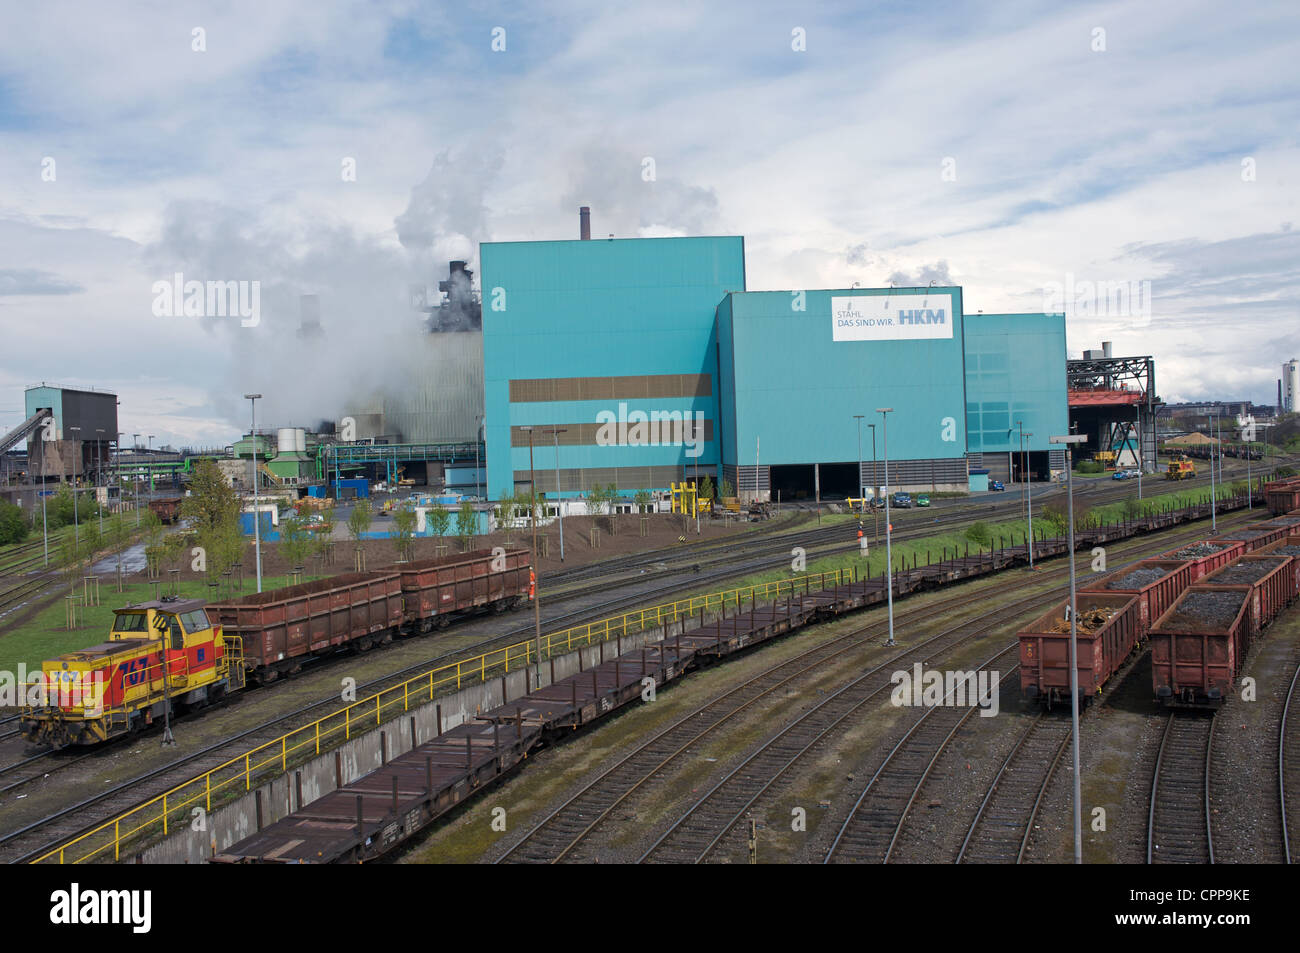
(168, 618, 184, 651)
(181, 609, 210, 632)
(114, 613, 148, 632)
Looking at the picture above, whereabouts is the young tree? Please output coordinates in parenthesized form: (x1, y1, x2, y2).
(182, 459, 241, 539)
(390, 504, 417, 562)
(698, 475, 715, 505)
(309, 503, 335, 566)
(494, 495, 518, 543)
(105, 510, 130, 591)
(346, 500, 373, 570)
(141, 509, 165, 579)
(279, 514, 313, 574)
(633, 489, 652, 514)
(0, 500, 28, 545)
(428, 501, 451, 539)
(720, 476, 735, 500)
(456, 499, 477, 550)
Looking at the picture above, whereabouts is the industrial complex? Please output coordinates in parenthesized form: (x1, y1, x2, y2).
(6, 209, 1296, 519)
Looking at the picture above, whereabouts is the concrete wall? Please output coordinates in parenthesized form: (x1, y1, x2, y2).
(138, 608, 733, 863)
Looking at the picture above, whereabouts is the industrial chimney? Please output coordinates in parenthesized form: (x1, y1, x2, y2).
(579, 206, 591, 240)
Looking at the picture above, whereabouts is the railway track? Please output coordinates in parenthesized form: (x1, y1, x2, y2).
(1146, 712, 1215, 864)
(823, 646, 1017, 864)
(8, 498, 1262, 863)
(632, 593, 1072, 864)
(505, 512, 1254, 865)
(955, 714, 1071, 864)
(496, 577, 1044, 864)
(1280, 658, 1300, 864)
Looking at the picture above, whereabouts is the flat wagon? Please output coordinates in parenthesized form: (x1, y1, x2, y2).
(391, 548, 531, 631)
(1078, 559, 1195, 633)
(1150, 587, 1251, 707)
(208, 571, 405, 683)
(1018, 593, 1141, 708)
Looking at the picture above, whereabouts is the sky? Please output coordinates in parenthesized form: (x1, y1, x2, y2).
(0, 0, 1297, 448)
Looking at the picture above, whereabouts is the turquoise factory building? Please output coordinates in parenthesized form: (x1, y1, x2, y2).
(480, 224, 1065, 502)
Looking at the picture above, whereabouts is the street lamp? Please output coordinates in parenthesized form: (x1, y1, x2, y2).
(133, 434, 141, 525)
(1049, 432, 1088, 866)
(475, 414, 484, 500)
(244, 395, 263, 593)
(548, 427, 567, 561)
(877, 408, 895, 646)
(69, 426, 81, 548)
(1208, 413, 1217, 532)
(520, 426, 542, 683)
(1018, 424, 1035, 569)
(95, 428, 105, 533)
(869, 422, 879, 542)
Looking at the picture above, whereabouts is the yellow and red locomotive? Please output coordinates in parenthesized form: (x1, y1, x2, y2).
(20, 597, 245, 747)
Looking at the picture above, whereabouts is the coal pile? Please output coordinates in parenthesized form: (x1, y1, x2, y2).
(1163, 590, 1247, 631)
(1106, 567, 1170, 590)
(1049, 605, 1116, 633)
(1208, 559, 1285, 585)
(1215, 529, 1271, 541)
(1170, 542, 1228, 558)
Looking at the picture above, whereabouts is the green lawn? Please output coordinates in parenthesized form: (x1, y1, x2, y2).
(0, 573, 320, 675)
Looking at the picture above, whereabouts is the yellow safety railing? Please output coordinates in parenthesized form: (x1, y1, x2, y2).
(30, 566, 854, 864)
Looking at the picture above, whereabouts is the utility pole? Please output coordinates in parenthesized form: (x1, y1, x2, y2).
(878, 408, 895, 646)
(245, 395, 263, 592)
(1051, 432, 1087, 865)
(521, 426, 542, 684)
(550, 427, 566, 561)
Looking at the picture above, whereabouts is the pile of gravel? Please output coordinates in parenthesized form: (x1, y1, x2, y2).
(1271, 545, 1300, 555)
(1214, 529, 1272, 541)
(1170, 542, 1229, 558)
(1161, 590, 1247, 631)
(1106, 567, 1170, 590)
(1208, 558, 1286, 585)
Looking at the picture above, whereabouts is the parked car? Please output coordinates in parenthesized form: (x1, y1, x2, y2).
(916, 494, 931, 507)
(892, 492, 912, 508)
(1112, 469, 1131, 480)
(989, 480, 1005, 491)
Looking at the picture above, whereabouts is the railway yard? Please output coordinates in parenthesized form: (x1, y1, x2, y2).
(1, 461, 1296, 871)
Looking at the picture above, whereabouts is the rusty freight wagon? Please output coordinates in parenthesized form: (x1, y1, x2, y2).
(1157, 540, 1246, 582)
(1018, 593, 1141, 708)
(1258, 536, 1300, 590)
(1196, 555, 1297, 636)
(147, 497, 183, 524)
(1150, 587, 1251, 707)
(1207, 524, 1291, 553)
(1078, 559, 1194, 633)
(1263, 478, 1300, 516)
(392, 548, 531, 631)
(207, 572, 405, 683)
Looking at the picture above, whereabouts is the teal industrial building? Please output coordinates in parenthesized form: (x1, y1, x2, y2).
(481, 214, 1066, 502)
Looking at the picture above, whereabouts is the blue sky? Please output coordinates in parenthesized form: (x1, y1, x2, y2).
(0, 0, 1297, 446)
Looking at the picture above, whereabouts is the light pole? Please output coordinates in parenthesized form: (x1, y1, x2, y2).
(147, 435, 155, 498)
(475, 414, 484, 500)
(1050, 432, 1087, 865)
(38, 426, 48, 566)
(244, 395, 263, 593)
(95, 429, 105, 533)
(549, 427, 566, 561)
(520, 426, 542, 683)
(1246, 418, 1253, 509)
(869, 423, 879, 542)
(133, 433, 141, 525)
(877, 408, 895, 646)
(1208, 413, 1217, 532)
(853, 415, 865, 501)
(69, 425, 81, 548)
(1021, 428, 1035, 569)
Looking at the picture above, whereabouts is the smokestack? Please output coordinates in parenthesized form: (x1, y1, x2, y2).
(1102, 341, 1112, 358)
(579, 206, 591, 240)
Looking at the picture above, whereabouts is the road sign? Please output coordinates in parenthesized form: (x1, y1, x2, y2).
(38, 490, 55, 497)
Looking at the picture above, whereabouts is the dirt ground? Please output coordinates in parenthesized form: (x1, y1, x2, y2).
(140, 510, 795, 586)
